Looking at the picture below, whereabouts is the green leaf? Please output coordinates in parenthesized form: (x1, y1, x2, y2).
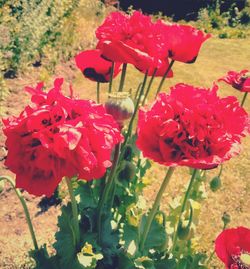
(135, 256, 155, 269)
(29, 245, 59, 269)
(75, 181, 98, 210)
(140, 214, 167, 252)
(117, 252, 136, 269)
(176, 254, 208, 269)
(121, 223, 139, 254)
(154, 258, 177, 269)
(53, 204, 83, 269)
(177, 258, 188, 269)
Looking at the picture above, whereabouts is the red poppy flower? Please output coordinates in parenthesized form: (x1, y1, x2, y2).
(218, 70, 250, 92)
(215, 227, 250, 269)
(96, 11, 164, 71)
(140, 58, 174, 78)
(157, 21, 211, 63)
(136, 83, 249, 169)
(2, 78, 123, 197)
(75, 49, 121, 83)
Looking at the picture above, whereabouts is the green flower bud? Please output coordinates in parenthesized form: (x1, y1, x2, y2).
(177, 204, 193, 240)
(118, 161, 136, 181)
(222, 212, 231, 226)
(123, 144, 133, 161)
(210, 176, 221, 192)
(177, 221, 192, 240)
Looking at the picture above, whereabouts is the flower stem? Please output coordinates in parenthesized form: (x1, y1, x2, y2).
(96, 82, 100, 103)
(108, 62, 115, 93)
(118, 63, 127, 92)
(121, 70, 148, 154)
(142, 68, 157, 105)
(0, 175, 38, 250)
(65, 177, 80, 247)
(241, 92, 248, 107)
(172, 169, 198, 252)
(206, 220, 228, 266)
(139, 167, 175, 252)
(134, 82, 142, 103)
(97, 143, 121, 243)
(155, 60, 175, 97)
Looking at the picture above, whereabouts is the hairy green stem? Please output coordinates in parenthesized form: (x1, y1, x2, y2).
(241, 92, 248, 107)
(65, 177, 80, 247)
(121, 70, 148, 155)
(134, 82, 142, 102)
(139, 167, 175, 251)
(142, 68, 157, 105)
(0, 175, 38, 250)
(108, 62, 115, 93)
(96, 82, 100, 103)
(172, 169, 198, 252)
(118, 63, 127, 92)
(155, 60, 175, 97)
(206, 221, 228, 265)
(97, 143, 121, 243)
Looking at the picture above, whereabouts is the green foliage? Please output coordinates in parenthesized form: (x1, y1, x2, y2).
(195, 2, 250, 38)
(54, 204, 83, 269)
(29, 245, 59, 269)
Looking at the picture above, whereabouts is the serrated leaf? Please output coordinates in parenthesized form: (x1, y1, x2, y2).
(135, 256, 155, 269)
(75, 181, 98, 210)
(154, 258, 177, 269)
(53, 204, 83, 269)
(121, 223, 139, 252)
(29, 245, 59, 269)
(139, 214, 167, 252)
(117, 251, 136, 269)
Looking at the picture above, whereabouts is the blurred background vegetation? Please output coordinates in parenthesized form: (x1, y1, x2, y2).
(0, 0, 249, 100)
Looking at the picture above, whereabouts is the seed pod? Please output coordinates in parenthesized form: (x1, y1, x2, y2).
(210, 176, 221, 192)
(222, 212, 231, 226)
(105, 92, 134, 128)
(118, 161, 136, 181)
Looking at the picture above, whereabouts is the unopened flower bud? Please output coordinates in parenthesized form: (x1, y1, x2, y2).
(222, 212, 231, 226)
(177, 221, 192, 240)
(118, 160, 136, 181)
(105, 92, 134, 128)
(210, 176, 221, 192)
(123, 144, 133, 161)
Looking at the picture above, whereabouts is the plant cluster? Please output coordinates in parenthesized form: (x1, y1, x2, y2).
(1, 9, 250, 269)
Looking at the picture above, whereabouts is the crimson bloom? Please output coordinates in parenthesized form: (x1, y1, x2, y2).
(215, 227, 250, 269)
(96, 11, 172, 75)
(218, 70, 250, 92)
(3, 78, 123, 197)
(157, 21, 211, 63)
(75, 49, 121, 82)
(136, 83, 249, 169)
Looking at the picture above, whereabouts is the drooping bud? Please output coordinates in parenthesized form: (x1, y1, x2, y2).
(105, 92, 134, 128)
(177, 204, 193, 240)
(177, 220, 192, 240)
(222, 212, 231, 227)
(118, 160, 136, 181)
(123, 144, 133, 161)
(210, 176, 221, 192)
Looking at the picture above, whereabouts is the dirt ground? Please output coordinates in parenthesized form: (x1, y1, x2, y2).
(0, 43, 250, 269)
